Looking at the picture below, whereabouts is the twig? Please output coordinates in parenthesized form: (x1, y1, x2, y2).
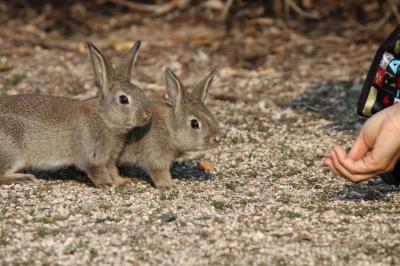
(284, 0, 320, 19)
(0, 47, 36, 56)
(370, 10, 391, 32)
(273, 0, 283, 17)
(218, 0, 234, 21)
(1, 29, 82, 53)
(212, 93, 256, 103)
(31, 38, 82, 52)
(388, 0, 400, 23)
(109, 0, 160, 12)
(109, 0, 191, 16)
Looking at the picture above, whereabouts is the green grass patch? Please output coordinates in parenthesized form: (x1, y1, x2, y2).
(35, 217, 55, 224)
(280, 210, 302, 219)
(36, 227, 48, 238)
(212, 200, 231, 210)
(338, 205, 380, 217)
(0, 237, 9, 246)
(159, 190, 179, 201)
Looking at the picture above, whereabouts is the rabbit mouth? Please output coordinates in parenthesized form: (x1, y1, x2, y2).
(102, 119, 136, 131)
(190, 143, 219, 152)
(134, 119, 151, 128)
(135, 115, 152, 127)
(132, 112, 152, 127)
(109, 119, 150, 131)
(205, 143, 219, 150)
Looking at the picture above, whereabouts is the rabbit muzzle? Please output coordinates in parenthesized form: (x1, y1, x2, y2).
(135, 107, 152, 126)
(206, 134, 221, 146)
(143, 109, 152, 120)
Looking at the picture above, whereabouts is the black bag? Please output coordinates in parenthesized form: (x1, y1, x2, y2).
(357, 25, 400, 185)
(357, 25, 400, 117)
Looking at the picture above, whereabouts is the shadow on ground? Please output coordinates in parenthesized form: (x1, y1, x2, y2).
(288, 80, 364, 131)
(20, 160, 214, 186)
(119, 160, 214, 185)
(317, 177, 400, 201)
(294, 81, 400, 200)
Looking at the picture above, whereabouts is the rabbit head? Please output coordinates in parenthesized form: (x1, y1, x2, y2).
(165, 68, 220, 152)
(87, 41, 151, 131)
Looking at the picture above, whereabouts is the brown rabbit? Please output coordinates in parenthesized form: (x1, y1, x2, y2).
(0, 41, 151, 187)
(118, 68, 220, 188)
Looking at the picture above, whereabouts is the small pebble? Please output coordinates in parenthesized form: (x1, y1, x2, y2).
(158, 213, 177, 223)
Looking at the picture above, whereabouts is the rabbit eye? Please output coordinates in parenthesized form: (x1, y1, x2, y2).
(119, 95, 129, 105)
(191, 119, 200, 129)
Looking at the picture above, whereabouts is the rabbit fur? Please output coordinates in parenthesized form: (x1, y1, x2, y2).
(118, 68, 220, 188)
(0, 41, 151, 187)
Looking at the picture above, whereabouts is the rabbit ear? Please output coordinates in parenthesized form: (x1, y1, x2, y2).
(165, 68, 186, 109)
(87, 42, 114, 95)
(115, 40, 141, 81)
(191, 68, 218, 103)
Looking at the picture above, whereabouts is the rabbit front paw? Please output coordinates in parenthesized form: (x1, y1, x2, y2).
(154, 178, 175, 189)
(92, 176, 114, 188)
(112, 175, 131, 186)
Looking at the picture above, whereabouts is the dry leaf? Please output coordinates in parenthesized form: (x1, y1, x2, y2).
(0, 61, 14, 72)
(252, 18, 274, 26)
(294, 231, 313, 241)
(114, 41, 133, 51)
(189, 39, 215, 47)
(272, 44, 286, 56)
(197, 161, 215, 171)
(78, 42, 86, 54)
(202, 0, 225, 10)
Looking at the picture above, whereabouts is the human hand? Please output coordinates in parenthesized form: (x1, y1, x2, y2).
(324, 104, 400, 183)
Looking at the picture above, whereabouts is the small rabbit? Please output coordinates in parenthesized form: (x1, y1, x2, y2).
(118, 68, 220, 188)
(0, 41, 152, 187)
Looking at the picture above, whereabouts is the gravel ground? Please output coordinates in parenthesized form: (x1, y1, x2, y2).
(1, 20, 400, 266)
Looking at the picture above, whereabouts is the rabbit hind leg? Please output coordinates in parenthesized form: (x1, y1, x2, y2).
(0, 149, 38, 185)
(0, 173, 38, 184)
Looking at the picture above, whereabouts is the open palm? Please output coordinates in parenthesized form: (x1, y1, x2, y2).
(324, 104, 400, 183)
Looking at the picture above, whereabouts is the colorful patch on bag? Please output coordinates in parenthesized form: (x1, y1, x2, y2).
(395, 90, 400, 104)
(383, 95, 392, 106)
(395, 40, 400, 55)
(373, 67, 385, 88)
(382, 71, 397, 91)
(362, 86, 378, 117)
(380, 51, 395, 69)
(377, 90, 394, 110)
(387, 59, 400, 75)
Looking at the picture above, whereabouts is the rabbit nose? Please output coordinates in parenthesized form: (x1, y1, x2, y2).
(208, 135, 220, 145)
(143, 109, 152, 120)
